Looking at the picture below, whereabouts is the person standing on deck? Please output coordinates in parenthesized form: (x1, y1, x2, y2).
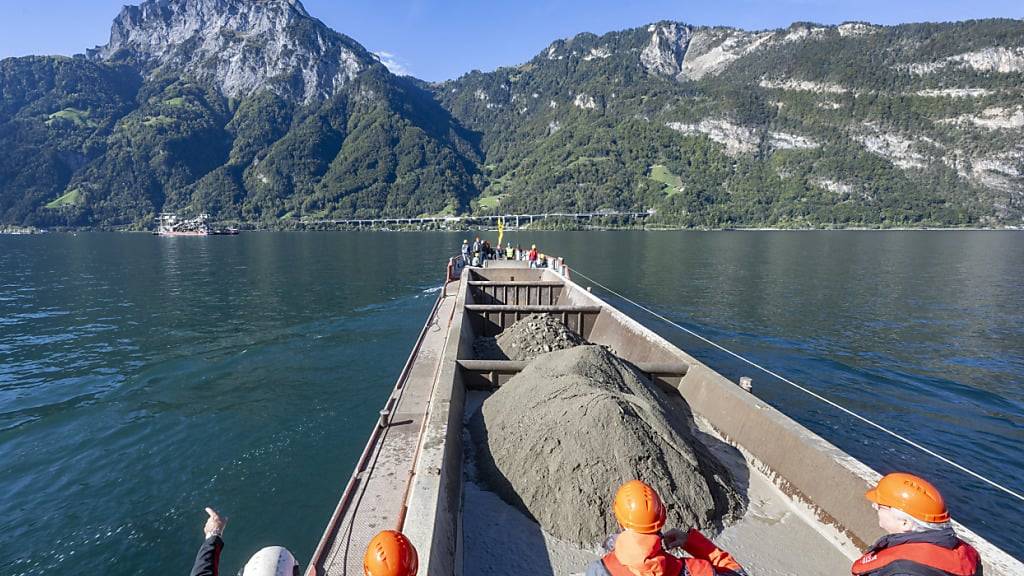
(586, 480, 747, 576)
(461, 239, 470, 262)
(506, 243, 515, 259)
(528, 244, 539, 268)
(472, 235, 483, 266)
(852, 473, 980, 576)
(364, 530, 418, 576)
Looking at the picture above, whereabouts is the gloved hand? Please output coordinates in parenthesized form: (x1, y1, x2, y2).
(679, 529, 746, 575)
(661, 528, 689, 550)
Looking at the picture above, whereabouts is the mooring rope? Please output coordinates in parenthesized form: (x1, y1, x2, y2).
(569, 267, 1024, 504)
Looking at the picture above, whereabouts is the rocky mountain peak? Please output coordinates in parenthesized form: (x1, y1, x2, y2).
(640, 22, 692, 77)
(88, 0, 377, 103)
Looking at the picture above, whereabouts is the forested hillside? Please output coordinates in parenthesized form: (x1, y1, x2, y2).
(437, 20, 1024, 227)
(0, 0, 1021, 228)
(0, 0, 481, 229)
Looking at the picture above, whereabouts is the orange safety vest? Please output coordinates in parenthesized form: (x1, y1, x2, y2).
(852, 540, 980, 576)
(601, 550, 715, 576)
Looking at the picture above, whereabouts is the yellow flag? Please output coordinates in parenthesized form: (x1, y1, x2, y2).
(498, 217, 505, 246)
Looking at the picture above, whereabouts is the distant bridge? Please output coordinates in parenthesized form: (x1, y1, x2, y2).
(300, 210, 655, 228)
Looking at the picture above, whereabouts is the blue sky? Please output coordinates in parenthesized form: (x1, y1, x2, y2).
(0, 0, 1020, 81)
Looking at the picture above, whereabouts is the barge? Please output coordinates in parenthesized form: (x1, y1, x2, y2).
(306, 257, 1023, 575)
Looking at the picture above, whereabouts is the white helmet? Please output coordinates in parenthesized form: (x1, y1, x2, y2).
(241, 546, 299, 576)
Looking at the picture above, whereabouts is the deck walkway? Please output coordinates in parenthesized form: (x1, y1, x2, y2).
(309, 279, 459, 576)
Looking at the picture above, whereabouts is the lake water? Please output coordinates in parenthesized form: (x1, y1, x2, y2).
(1, 231, 1021, 573)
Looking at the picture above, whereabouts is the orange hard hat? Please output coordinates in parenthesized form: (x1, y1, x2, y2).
(613, 480, 666, 534)
(363, 530, 418, 576)
(865, 472, 950, 523)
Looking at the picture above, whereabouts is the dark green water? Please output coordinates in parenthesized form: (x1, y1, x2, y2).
(1, 231, 1022, 573)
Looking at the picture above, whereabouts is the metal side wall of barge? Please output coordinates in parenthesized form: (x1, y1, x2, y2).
(401, 269, 471, 575)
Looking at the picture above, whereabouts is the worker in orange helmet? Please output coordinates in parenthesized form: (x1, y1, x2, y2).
(585, 480, 747, 576)
(363, 530, 418, 576)
(852, 472, 981, 576)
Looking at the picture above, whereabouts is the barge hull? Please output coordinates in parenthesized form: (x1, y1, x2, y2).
(311, 259, 1023, 575)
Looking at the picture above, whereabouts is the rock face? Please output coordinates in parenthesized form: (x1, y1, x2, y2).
(573, 93, 598, 110)
(639, 24, 825, 81)
(469, 345, 742, 547)
(640, 23, 691, 77)
(952, 47, 1024, 73)
(666, 120, 759, 156)
(759, 78, 849, 94)
(944, 106, 1024, 130)
(853, 127, 929, 170)
(88, 0, 374, 103)
(681, 28, 774, 80)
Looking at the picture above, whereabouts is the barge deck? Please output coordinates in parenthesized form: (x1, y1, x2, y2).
(309, 281, 459, 576)
(308, 258, 1023, 576)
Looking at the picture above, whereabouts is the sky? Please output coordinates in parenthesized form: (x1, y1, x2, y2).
(0, 0, 1021, 81)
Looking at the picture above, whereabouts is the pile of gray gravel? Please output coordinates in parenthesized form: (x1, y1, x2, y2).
(469, 344, 742, 547)
(473, 313, 585, 361)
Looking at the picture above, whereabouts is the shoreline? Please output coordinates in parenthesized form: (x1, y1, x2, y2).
(5, 226, 1022, 234)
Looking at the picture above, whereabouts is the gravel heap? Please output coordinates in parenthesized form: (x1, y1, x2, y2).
(468, 345, 742, 547)
(473, 313, 585, 361)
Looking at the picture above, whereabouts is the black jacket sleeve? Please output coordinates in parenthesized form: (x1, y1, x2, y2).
(189, 535, 223, 576)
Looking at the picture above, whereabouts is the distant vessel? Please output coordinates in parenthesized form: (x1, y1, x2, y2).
(0, 225, 44, 235)
(156, 214, 239, 236)
(156, 213, 211, 236)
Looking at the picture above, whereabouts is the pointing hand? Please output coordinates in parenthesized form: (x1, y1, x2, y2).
(203, 507, 227, 539)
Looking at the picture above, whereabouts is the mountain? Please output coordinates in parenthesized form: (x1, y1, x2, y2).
(0, 1, 1022, 229)
(0, 0, 480, 228)
(87, 0, 368, 104)
(437, 20, 1024, 227)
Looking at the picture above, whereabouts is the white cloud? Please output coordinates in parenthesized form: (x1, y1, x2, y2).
(374, 51, 412, 77)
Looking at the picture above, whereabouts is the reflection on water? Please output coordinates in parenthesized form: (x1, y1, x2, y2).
(0, 231, 1022, 573)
